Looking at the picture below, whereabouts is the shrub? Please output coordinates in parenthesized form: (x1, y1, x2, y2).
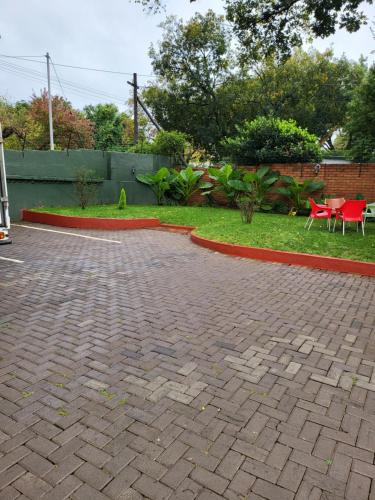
(151, 130, 190, 158)
(118, 188, 127, 209)
(74, 168, 99, 209)
(276, 176, 325, 214)
(222, 117, 322, 164)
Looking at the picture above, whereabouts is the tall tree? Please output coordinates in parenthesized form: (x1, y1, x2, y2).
(225, 0, 372, 61)
(84, 103, 127, 150)
(131, 0, 372, 60)
(252, 50, 367, 146)
(345, 65, 375, 160)
(144, 10, 234, 152)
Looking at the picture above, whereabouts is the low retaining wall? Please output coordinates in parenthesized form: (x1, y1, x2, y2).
(21, 210, 160, 230)
(21, 210, 375, 277)
(191, 234, 375, 277)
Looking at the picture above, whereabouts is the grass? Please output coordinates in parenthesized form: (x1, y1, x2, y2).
(33, 205, 375, 262)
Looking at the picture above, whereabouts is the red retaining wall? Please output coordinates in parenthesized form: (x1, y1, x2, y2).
(21, 210, 160, 230)
(190, 163, 375, 205)
(191, 233, 375, 277)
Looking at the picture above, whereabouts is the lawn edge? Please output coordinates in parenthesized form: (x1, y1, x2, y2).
(22, 209, 375, 276)
(21, 209, 160, 230)
(191, 233, 375, 277)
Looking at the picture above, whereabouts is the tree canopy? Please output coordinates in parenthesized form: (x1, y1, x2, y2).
(0, 92, 93, 150)
(131, 0, 372, 60)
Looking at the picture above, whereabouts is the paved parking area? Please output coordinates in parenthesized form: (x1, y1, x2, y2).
(0, 224, 375, 500)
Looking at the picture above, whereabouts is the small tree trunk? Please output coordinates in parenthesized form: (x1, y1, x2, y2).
(237, 198, 255, 223)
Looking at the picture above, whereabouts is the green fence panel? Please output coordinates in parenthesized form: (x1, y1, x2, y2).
(4, 149, 163, 220)
(5, 150, 109, 181)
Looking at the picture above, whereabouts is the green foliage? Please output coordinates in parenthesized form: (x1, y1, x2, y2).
(74, 169, 99, 209)
(133, 0, 370, 62)
(207, 164, 279, 222)
(346, 65, 375, 161)
(223, 117, 322, 164)
(207, 163, 244, 206)
(0, 92, 93, 150)
(151, 130, 189, 158)
(276, 176, 325, 213)
(118, 188, 127, 209)
(145, 10, 233, 153)
(225, 0, 371, 62)
(250, 50, 367, 145)
(84, 103, 127, 150)
(170, 167, 212, 204)
(136, 167, 175, 205)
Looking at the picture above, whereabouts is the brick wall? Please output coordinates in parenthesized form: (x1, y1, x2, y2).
(190, 163, 375, 205)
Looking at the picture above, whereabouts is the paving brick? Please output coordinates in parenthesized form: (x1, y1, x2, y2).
(253, 478, 294, 500)
(133, 473, 173, 499)
(229, 469, 256, 495)
(346, 471, 371, 500)
(12, 472, 52, 499)
(74, 462, 113, 490)
(161, 459, 194, 489)
(42, 475, 83, 500)
(1, 224, 375, 499)
(216, 450, 244, 480)
(102, 466, 140, 499)
(191, 467, 229, 495)
(277, 460, 305, 492)
(241, 456, 281, 483)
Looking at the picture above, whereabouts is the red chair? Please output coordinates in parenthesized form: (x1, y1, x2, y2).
(305, 198, 332, 231)
(333, 200, 367, 236)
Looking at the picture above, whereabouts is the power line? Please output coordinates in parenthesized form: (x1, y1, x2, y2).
(50, 58, 66, 99)
(0, 53, 156, 78)
(0, 59, 127, 103)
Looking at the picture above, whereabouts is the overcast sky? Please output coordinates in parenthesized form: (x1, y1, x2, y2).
(1, 0, 374, 112)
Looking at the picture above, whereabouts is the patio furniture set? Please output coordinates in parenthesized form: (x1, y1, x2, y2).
(305, 198, 375, 235)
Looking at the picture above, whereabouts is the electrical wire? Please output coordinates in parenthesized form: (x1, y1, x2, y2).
(0, 54, 156, 78)
(0, 59, 127, 104)
(50, 58, 66, 100)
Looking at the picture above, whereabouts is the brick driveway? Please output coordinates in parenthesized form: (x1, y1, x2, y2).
(1, 224, 375, 500)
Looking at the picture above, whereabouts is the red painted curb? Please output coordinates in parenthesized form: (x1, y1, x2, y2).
(21, 210, 160, 230)
(158, 223, 196, 233)
(190, 233, 375, 277)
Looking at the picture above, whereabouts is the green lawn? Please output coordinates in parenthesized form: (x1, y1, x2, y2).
(33, 205, 375, 262)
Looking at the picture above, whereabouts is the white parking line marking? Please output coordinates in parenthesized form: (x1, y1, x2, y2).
(0, 255, 24, 263)
(12, 224, 121, 244)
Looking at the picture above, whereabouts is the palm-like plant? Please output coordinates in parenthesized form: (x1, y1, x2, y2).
(136, 167, 176, 205)
(171, 166, 212, 205)
(207, 163, 244, 206)
(276, 176, 325, 214)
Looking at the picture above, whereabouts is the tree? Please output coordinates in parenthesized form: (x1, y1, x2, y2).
(345, 65, 375, 161)
(0, 93, 94, 150)
(131, 0, 372, 60)
(251, 50, 367, 145)
(84, 103, 127, 150)
(144, 10, 234, 153)
(226, 0, 372, 61)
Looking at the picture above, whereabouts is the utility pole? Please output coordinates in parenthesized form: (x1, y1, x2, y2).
(133, 73, 138, 144)
(127, 73, 139, 144)
(46, 52, 54, 150)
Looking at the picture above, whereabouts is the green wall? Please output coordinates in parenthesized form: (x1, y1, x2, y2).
(5, 149, 173, 220)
